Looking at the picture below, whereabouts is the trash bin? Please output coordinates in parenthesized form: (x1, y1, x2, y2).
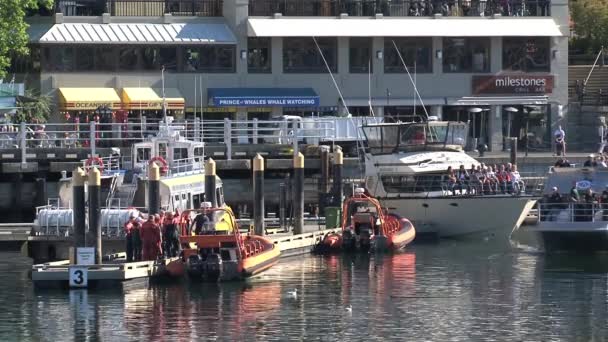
(325, 207, 341, 229)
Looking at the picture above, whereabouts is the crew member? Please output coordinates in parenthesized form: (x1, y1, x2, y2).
(124, 215, 136, 262)
(163, 212, 180, 258)
(141, 215, 161, 261)
(191, 212, 210, 235)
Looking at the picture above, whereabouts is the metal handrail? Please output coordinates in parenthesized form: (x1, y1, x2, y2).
(538, 202, 608, 223)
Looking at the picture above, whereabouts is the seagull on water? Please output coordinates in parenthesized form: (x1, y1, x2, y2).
(287, 289, 298, 299)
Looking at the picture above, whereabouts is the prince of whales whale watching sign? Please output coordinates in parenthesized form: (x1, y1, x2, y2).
(208, 88, 320, 107)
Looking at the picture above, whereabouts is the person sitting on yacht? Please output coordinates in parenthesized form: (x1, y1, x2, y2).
(486, 166, 499, 194)
(496, 164, 511, 194)
(544, 186, 563, 221)
(583, 154, 597, 168)
(445, 166, 458, 195)
(509, 165, 525, 194)
(600, 185, 608, 221)
(583, 188, 598, 222)
(471, 165, 485, 195)
(554, 158, 571, 168)
(455, 165, 470, 195)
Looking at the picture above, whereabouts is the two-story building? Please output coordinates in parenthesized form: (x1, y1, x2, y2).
(16, 0, 568, 151)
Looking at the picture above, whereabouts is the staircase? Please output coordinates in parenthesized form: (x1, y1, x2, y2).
(107, 183, 137, 209)
(568, 65, 608, 106)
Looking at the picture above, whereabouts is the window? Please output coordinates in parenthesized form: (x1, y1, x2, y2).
(75, 47, 95, 71)
(183, 46, 236, 73)
(349, 38, 372, 73)
(248, 38, 271, 73)
(283, 37, 337, 73)
(119, 47, 138, 71)
(141, 47, 177, 71)
(384, 38, 432, 73)
(443, 38, 490, 73)
(503, 38, 550, 72)
(173, 147, 188, 160)
(10, 46, 41, 73)
(381, 174, 445, 193)
(95, 47, 116, 71)
(136, 147, 151, 162)
(43, 46, 74, 71)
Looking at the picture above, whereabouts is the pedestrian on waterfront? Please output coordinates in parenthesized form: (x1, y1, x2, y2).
(124, 215, 137, 262)
(554, 125, 566, 156)
(141, 215, 161, 261)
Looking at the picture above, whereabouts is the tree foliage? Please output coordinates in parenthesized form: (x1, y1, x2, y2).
(14, 89, 52, 123)
(0, 0, 52, 80)
(570, 0, 608, 54)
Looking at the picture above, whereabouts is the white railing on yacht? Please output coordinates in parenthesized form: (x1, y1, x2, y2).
(538, 202, 608, 223)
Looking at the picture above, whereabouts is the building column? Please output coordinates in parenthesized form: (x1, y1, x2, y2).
(430, 106, 443, 120)
(373, 106, 384, 117)
(488, 105, 503, 152)
(236, 110, 248, 143)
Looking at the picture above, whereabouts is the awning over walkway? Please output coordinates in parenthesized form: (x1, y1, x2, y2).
(447, 96, 549, 106)
(122, 88, 163, 110)
(208, 88, 320, 107)
(58, 88, 121, 110)
(345, 97, 446, 107)
(39, 22, 237, 45)
(152, 88, 186, 110)
(248, 18, 564, 37)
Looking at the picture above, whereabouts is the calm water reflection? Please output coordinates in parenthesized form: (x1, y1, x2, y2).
(1, 242, 607, 341)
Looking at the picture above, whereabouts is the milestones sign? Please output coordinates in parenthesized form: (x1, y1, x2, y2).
(472, 75, 554, 95)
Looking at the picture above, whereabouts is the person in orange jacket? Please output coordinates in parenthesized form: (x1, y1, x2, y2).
(141, 215, 161, 261)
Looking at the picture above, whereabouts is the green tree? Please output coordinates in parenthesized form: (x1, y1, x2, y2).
(14, 89, 52, 123)
(570, 0, 608, 54)
(0, 0, 52, 80)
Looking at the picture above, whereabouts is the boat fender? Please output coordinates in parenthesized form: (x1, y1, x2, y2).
(149, 156, 169, 175)
(85, 156, 105, 172)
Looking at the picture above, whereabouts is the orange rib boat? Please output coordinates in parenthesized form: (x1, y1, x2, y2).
(315, 189, 416, 253)
(180, 206, 280, 281)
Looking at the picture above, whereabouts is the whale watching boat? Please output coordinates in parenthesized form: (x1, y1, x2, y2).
(180, 205, 280, 281)
(361, 118, 535, 240)
(316, 188, 416, 253)
(521, 166, 608, 252)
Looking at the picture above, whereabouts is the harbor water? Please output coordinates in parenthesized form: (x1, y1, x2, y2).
(1, 241, 608, 341)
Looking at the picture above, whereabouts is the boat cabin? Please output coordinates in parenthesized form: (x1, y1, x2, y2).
(132, 120, 205, 175)
(362, 120, 468, 155)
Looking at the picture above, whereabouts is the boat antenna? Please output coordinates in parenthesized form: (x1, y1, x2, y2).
(368, 58, 375, 117)
(391, 40, 429, 121)
(161, 65, 167, 122)
(199, 75, 204, 143)
(312, 36, 366, 179)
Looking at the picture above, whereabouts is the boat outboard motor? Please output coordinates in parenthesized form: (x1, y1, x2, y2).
(358, 223, 373, 250)
(187, 254, 203, 279)
(342, 230, 356, 252)
(204, 253, 223, 281)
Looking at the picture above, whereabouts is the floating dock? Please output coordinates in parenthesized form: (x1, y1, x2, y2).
(31, 227, 340, 289)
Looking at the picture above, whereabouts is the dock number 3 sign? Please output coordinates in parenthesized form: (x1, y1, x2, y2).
(69, 267, 88, 288)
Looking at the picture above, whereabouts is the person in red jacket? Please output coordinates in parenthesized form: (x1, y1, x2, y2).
(141, 215, 161, 261)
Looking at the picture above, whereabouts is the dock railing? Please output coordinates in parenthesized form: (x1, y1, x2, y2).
(0, 116, 379, 162)
(538, 202, 608, 223)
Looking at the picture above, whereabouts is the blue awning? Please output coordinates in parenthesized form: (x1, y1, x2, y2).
(208, 88, 320, 107)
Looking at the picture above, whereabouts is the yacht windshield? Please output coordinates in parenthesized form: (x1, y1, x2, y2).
(362, 121, 468, 154)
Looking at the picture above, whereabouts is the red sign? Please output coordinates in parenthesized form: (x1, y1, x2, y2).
(472, 75, 554, 95)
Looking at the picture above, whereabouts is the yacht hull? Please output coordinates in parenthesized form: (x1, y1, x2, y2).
(380, 196, 535, 239)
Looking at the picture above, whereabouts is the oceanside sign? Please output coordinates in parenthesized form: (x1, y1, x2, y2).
(213, 97, 320, 107)
(472, 75, 554, 95)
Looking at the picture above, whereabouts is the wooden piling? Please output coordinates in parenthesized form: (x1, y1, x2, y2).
(148, 163, 160, 215)
(319, 146, 330, 215)
(279, 182, 286, 231)
(205, 158, 217, 207)
(87, 167, 102, 264)
(72, 168, 87, 260)
(253, 154, 265, 235)
(293, 152, 304, 235)
(333, 147, 344, 207)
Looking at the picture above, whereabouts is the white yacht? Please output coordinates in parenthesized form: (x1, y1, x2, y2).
(361, 119, 536, 240)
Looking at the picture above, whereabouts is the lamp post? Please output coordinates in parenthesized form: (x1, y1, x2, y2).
(386, 88, 391, 117)
(504, 106, 519, 151)
(161, 65, 167, 122)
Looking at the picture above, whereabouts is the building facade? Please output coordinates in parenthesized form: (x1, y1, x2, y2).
(17, 0, 568, 151)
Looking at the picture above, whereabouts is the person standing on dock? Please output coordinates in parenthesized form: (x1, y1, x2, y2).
(124, 215, 137, 262)
(141, 215, 162, 261)
(163, 213, 180, 258)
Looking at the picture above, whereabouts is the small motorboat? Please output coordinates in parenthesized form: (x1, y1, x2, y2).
(315, 188, 416, 253)
(180, 204, 280, 281)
